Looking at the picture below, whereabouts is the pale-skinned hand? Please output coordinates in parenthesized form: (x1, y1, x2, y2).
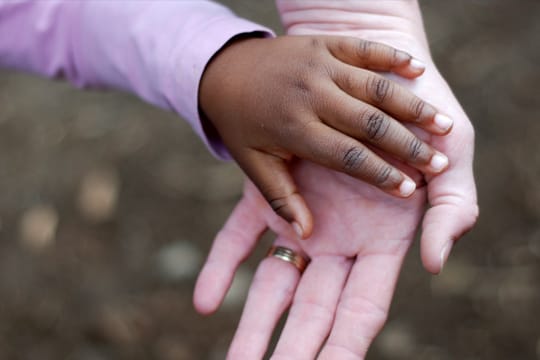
(195, 171, 423, 359)
(275, 0, 479, 272)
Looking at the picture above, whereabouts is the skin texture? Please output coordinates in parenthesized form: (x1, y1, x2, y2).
(195, 1, 479, 359)
(199, 34, 452, 238)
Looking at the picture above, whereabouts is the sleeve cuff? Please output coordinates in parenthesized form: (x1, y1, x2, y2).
(164, 15, 275, 160)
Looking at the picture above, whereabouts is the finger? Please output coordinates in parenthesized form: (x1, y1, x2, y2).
(193, 190, 267, 315)
(319, 245, 410, 360)
(227, 239, 302, 360)
(272, 256, 353, 360)
(420, 137, 479, 273)
(292, 122, 417, 198)
(334, 67, 454, 135)
(320, 89, 449, 174)
(325, 36, 426, 78)
(238, 150, 313, 239)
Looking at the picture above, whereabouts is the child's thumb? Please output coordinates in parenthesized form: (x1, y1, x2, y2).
(239, 151, 313, 239)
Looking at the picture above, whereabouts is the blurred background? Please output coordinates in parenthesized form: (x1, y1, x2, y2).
(0, 1, 539, 359)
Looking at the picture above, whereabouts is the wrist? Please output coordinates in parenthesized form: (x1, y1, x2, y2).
(276, 0, 431, 61)
(199, 33, 267, 150)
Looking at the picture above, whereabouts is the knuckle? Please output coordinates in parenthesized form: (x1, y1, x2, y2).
(356, 39, 372, 59)
(375, 165, 393, 185)
(366, 74, 393, 104)
(340, 295, 389, 331)
(291, 78, 311, 95)
(342, 146, 368, 171)
(408, 137, 423, 160)
(391, 47, 399, 66)
(268, 196, 288, 214)
(268, 195, 295, 223)
(363, 111, 390, 141)
(409, 97, 426, 120)
(309, 37, 322, 49)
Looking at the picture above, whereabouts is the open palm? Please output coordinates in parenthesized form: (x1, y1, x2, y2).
(195, 1, 478, 359)
(195, 164, 425, 359)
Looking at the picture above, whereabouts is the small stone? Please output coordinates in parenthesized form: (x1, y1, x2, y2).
(19, 204, 59, 251)
(77, 168, 119, 222)
(156, 241, 203, 282)
(376, 322, 416, 359)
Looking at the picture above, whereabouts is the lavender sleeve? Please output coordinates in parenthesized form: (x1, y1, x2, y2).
(0, 0, 273, 159)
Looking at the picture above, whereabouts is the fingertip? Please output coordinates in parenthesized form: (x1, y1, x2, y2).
(193, 298, 218, 316)
(398, 177, 417, 197)
(291, 211, 313, 240)
(421, 240, 453, 275)
(408, 58, 426, 75)
(392, 58, 425, 79)
(292, 221, 304, 239)
(283, 193, 313, 240)
(193, 279, 220, 315)
(429, 153, 450, 174)
(433, 114, 454, 134)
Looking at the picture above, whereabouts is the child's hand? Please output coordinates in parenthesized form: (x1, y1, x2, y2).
(200, 35, 452, 238)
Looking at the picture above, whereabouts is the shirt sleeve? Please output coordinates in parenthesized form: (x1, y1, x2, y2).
(0, 0, 274, 159)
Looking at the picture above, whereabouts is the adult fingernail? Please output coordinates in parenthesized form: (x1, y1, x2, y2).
(292, 221, 304, 238)
(409, 58, 426, 72)
(439, 241, 453, 273)
(434, 114, 454, 132)
(430, 153, 449, 172)
(399, 178, 416, 197)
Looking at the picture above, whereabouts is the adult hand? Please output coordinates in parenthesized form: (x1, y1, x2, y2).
(195, 171, 424, 359)
(194, 1, 478, 358)
(275, 0, 479, 273)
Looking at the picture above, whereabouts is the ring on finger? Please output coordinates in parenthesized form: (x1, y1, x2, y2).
(266, 245, 310, 273)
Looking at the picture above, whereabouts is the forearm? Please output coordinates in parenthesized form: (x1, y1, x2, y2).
(0, 0, 271, 158)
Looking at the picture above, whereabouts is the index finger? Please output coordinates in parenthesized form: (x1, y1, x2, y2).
(318, 247, 409, 359)
(325, 36, 426, 78)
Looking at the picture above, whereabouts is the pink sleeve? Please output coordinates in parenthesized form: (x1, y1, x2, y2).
(0, 0, 274, 159)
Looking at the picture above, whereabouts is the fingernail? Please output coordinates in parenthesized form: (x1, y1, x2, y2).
(434, 114, 453, 132)
(430, 153, 449, 172)
(399, 178, 416, 197)
(409, 58, 426, 72)
(439, 242, 452, 273)
(292, 221, 303, 238)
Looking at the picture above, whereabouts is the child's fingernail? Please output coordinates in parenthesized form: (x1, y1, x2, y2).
(439, 241, 453, 273)
(434, 114, 454, 132)
(292, 221, 303, 238)
(399, 178, 416, 197)
(409, 58, 426, 72)
(430, 153, 449, 172)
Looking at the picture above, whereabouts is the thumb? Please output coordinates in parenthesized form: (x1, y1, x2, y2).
(238, 150, 313, 239)
(420, 141, 479, 274)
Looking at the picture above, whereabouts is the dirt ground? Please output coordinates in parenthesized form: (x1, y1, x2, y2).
(0, 1, 539, 359)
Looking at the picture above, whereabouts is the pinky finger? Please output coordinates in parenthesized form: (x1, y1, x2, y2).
(193, 190, 267, 315)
